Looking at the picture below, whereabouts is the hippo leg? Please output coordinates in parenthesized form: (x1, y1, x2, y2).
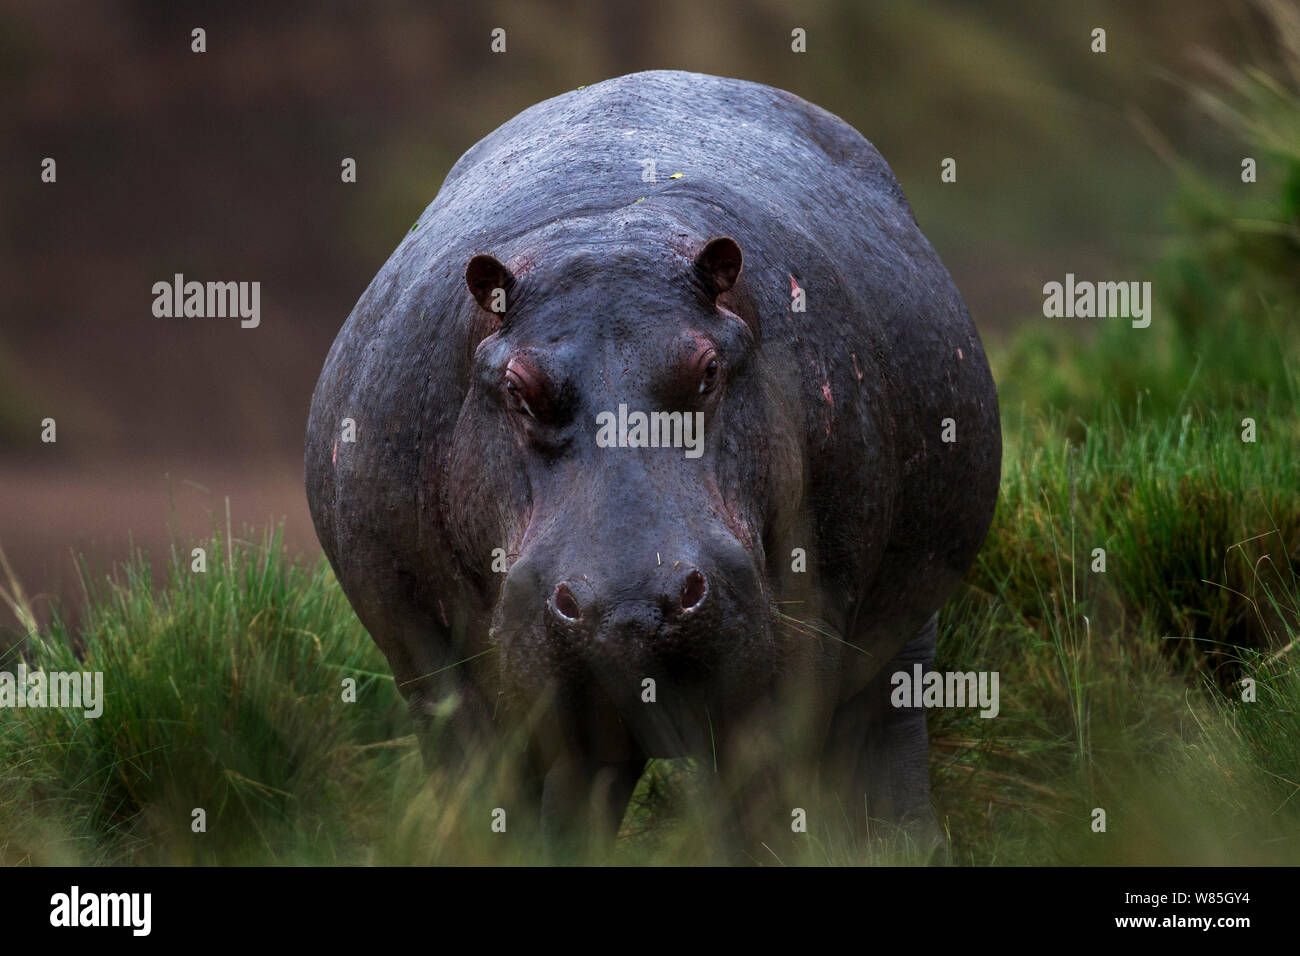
(407, 674, 494, 772)
(863, 613, 941, 840)
(825, 612, 943, 855)
(540, 755, 647, 853)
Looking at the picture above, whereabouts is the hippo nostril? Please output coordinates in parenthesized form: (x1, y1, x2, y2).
(680, 569, 708, 611)
(552, 582, 583, 622)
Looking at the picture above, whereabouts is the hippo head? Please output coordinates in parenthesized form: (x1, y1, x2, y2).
(442, 224, 806, 758)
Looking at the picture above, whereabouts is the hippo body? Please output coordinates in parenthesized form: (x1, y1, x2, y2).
(306, 70, 1000, 851)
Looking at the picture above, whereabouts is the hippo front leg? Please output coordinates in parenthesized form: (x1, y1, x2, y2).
(825, 612, 944, 857)
(862, 613, 941, 844)
(539, 755, 647, 855)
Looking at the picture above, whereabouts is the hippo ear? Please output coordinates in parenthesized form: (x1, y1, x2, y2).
(465, 254, 515, 315)
(694, 236, 743, 299)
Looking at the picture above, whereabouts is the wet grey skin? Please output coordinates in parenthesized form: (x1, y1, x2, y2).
(306, 70, 1001, 857)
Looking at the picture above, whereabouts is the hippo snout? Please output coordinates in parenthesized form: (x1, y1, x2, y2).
(548, 565, 709, 632)
(495, 528, 766, 697)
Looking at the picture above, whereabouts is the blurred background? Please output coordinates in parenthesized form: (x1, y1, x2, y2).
(0, 0, 1290, 633)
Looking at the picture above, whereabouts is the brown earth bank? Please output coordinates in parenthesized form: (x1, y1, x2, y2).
(0, 455, 317, 636)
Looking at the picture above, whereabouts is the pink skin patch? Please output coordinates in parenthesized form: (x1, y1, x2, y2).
(821, 381, 834, 436)
(332, 439, 338, 468)
(705, 476, 756, 555)
(957, 348, 964, 360)
(851, 350, 863, 382)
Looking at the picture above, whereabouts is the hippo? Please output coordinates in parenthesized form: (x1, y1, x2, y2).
(305, 70, 1001, 857)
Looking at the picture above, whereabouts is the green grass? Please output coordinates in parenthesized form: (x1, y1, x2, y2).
(0, 529, 413, 865)
(928, 405, 1300, 866)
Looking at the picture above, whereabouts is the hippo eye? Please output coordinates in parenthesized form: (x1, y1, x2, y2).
(697, 353, 720, 395)
(504, 365, 536, 418)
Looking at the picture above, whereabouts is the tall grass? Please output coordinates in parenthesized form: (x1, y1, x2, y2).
(0, 527, 409, 865)
(930, 410, 1300, 866)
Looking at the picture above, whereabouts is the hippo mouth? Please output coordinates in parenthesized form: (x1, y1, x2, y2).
(584, 679, 722, 760)
(491, 611, 778, 762)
